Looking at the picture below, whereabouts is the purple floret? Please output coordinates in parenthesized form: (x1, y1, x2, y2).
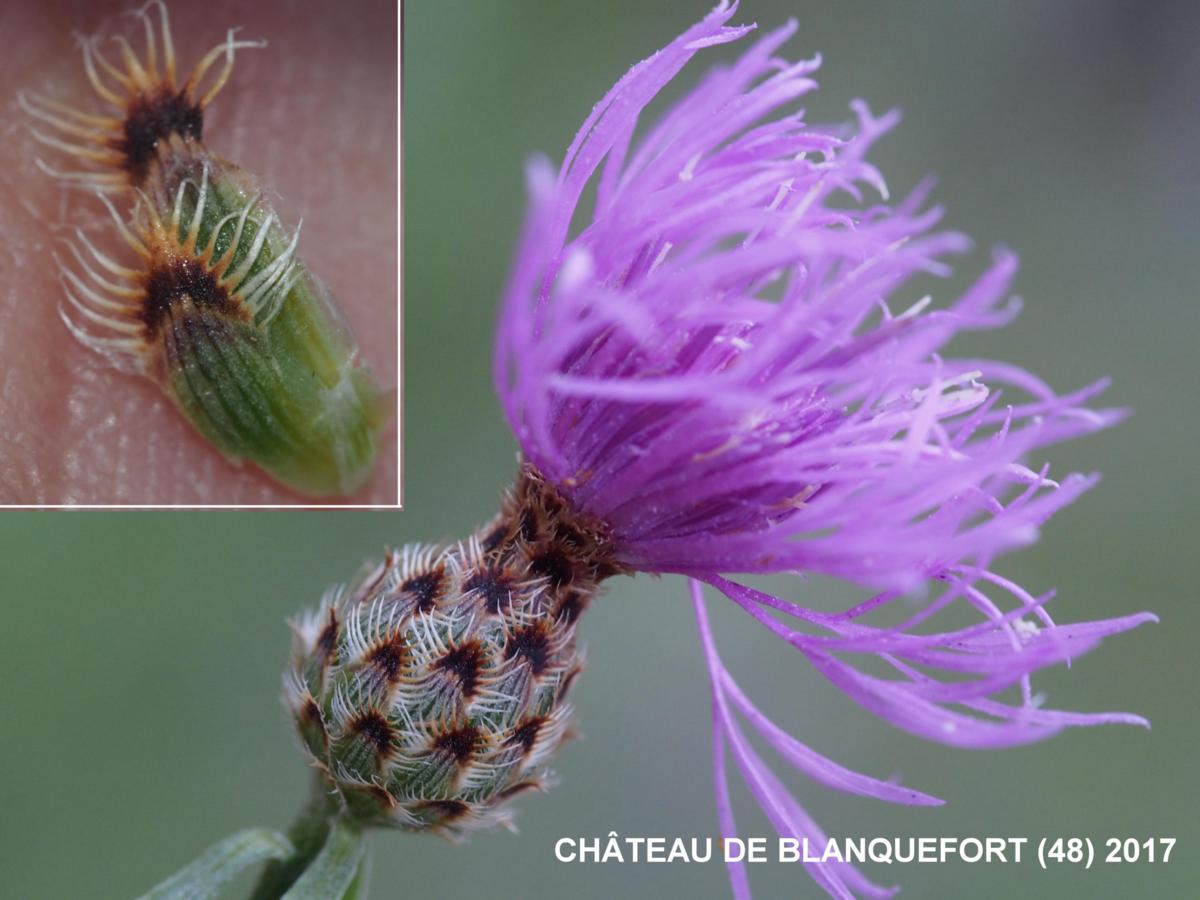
(493, 3, 1154, 896)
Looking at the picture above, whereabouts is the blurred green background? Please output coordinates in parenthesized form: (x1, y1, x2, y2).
(3, 1, 1198, 897)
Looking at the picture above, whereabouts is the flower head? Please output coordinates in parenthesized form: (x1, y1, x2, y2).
(286, 469, 620, 838)
(493, 3, 1154, 896)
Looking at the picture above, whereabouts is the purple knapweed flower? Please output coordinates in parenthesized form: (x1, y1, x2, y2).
(490, 3, 1155, 897)
(273, 2, 1153, 896)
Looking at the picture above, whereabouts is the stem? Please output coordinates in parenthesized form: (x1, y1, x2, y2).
(248, 778, 339, 900)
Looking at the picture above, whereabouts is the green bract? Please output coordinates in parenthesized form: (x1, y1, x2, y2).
(148, 147, 388, 498)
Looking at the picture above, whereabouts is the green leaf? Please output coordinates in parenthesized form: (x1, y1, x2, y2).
(138, 828, 294, 900)
(281, 819, 367, 900)
(341, 849, 372, 900)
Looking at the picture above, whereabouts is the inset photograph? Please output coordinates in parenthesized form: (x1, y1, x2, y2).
(0, 0, 399, 506)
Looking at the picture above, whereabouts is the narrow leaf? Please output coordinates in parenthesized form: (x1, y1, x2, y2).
(281, 819, 367, 900)
(138, 828, 294, 900)
(341, 849, 373, 900)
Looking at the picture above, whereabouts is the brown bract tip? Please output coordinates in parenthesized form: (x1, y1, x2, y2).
(507, 464, 629, 584)
(140, 254, 241, 338)
(432, 724, 484, 765)
(365, 636, 407, 685)
(433, 640, 487, 700)
(505, 716, 546, 755)
(351, 711, 395, 757)
(465, 567, 517, 616)
(401, 568, 446, 614)
(505, 621, 552, 676)
(115, 87, 203, 186)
